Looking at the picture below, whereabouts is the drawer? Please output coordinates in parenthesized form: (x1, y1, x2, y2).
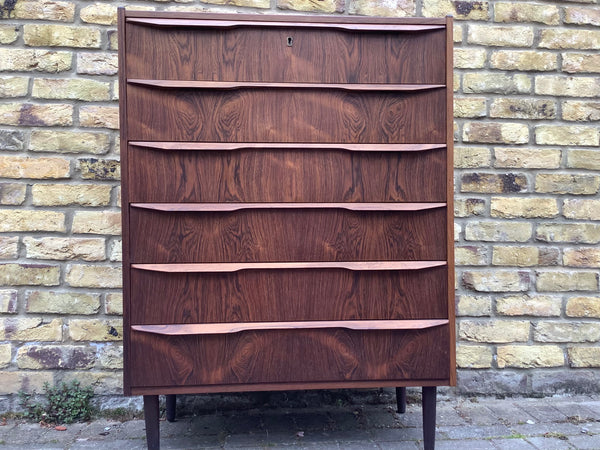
(127, 145, 447, 203)
(129, 265, 448, 324)
(129, 325, 451, 388)
(129, 206, 447, 263)
(126, 85, 446, 143)
(125, 21, 446, 84)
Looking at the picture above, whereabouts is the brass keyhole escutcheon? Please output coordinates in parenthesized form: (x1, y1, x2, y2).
(287, 36, 293, 46)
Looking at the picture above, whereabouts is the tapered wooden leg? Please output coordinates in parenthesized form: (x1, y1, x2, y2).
(144, 395, 160, 450)
(422, 386, 437, 450)
(165, 394, 176, 422)
(396, 387, 407, 413)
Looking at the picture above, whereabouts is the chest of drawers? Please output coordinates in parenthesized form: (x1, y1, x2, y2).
(119, 10, 454, 450)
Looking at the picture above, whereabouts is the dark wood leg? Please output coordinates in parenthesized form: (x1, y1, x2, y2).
(422, 386, 437, 450)
(165, 394, 176, 422)
(396, 387, 407, 413)
(144, 395, 160, 450)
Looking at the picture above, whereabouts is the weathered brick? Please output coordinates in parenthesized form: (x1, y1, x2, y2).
(562, 53, 600, 74)
(24, 237, 105, 261)
(496, 295, 561, 317)
(463, 73, 531, 94)
(31, 130, 109, 155)
(0, 236, 18, 259)
(97, 344, 123, 369)
(32, 184, 111, 206)
(0, 77, 28, 97)
(13, 0, 75, 21)
(0, 210, 65, 232)
(456, 345, 493, 369)
(68, 318, 123, 341)
(0, 129, 24, 151)
(459, 320, 530, 343)
(80, 3, 117, 25)
(454, 97, 486, 118)
(454, 147, 491, 168)
(534, 322, 600, 343)
(494, 148, 560, 169)
(0, 24, 18, 44)
(0, 155, 70, 179)
(568, 149, 600, 171)
(562, 101, 600, 122)
(17, 345, 96, 369)
(455, 198, 486, 217)
(490, 51, 556, 72)
(1, 317, 62, 341)
(493, 2, 559, 25)
(423, 0, 488, 20)
(456, 246, 488, 265)
(108, 29, 118, 50)
(454, 48, 487, 69)
(465, 221, 532, 242)
(536, 174, 599, 195)
(566, 296, 600, 318)
(76, 52, 118, 76)
(277, 0, 343, 13)
(65, 265, 122, 288)
(491, 197, 558, 219)
(535, 75, 600, 98)
(0, 103, 73, 126)
(0, 290, 17, 313)
(564, 199, 600, 220)
(33, 78, 110, 101)
(72, 211, 121, 235)
(0, 343, 10, 368)
(490, 98, 556, 120)
(459, 371, 528, 395)
(461, 173, 527, 194)
(349, 0, 415, 16)
(78, 158, 120, 180)
(497, 345, 564, 368)
(455, 223, 461, 241)
(457, 295, 492, 316)
(539, 29, 600, 50)
(109, 240, 122, 262)
(26, 291, 100, 315)
(536, 271, 598, 292)
(61, 371, 122, 395)
(467, 25, 533, 47)
(462, 270, 530, 292)
(0, 263, 60, 286)
(564, 6, 600, 26)
(493, 246, 541, 267)
(105, 292, 123, 315)
(23, 24, 101, 48)
(0, 183, 26, 205)
(454, 25, 463, 43)
(568, 347, 600, 368)
(537, 223, 600, 244)
(79, 106, 119, 129)
(463, 122, 529, 144)
(536, 125, 599, 146)
(564, 248, 600, 268)
(0, 48, 72, 72)
(0, 371, 53, 394)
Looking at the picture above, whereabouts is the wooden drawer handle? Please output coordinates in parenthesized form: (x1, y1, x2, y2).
(130, 202, 446, 212)
(132, 319, 449, 336)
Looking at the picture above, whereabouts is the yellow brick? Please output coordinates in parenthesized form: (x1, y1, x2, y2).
(536, 173, 599, 195)
(456, 345, 492, 369)
(0, 77, 29, 98)
(459, 320, 530, 343)
(456, 246, 488, 265)
(568, 347, 600, 368)
(493, 246, 539, 267)
(535, 125, 599, 147)
(494, 2, 559, 25)
(98, 344, 123, 369)
(33, 78, 110, 101)
(79, 106, 119, 129)
(564, 199, 600, 220)
(536, 223, 600, 244)
(13, 0, 75, 21)
(423, 0, 488, 20)
(200, 0, 269, 7)
(349, 0, 415, 16)
(461, 172, 527, 194)
(110, 239, 122, 262)
(564, 6, 600, 26)
(17, 344, 96, 370)
(0, 155, 70, 179)
(23, 24, 101, 48)
(105, 292, 123, 315)
(463, 73, 531, 94)
(78, 158, 120, 180)
(65, 264, 122, 288)
(490, 98, 556, 120)
(465, 221, 532, 242)
(490, 51, 556, 71)
(463, 122, 529, 144)
(564, 248, 600, 268)
(68, 318, 123, 341)
(454, 97, 486, 118)
(0, 236, 18, 259)
(0, 263, 60, 286)
(72, 211, 121, 235)
(536, 271, 598, 292)
(494, 148, 561, 169)
(562, 101, 600, 122)
(1, 317, 62, 341)
(562, 53, 600, 74)
(496, 295, 561, 317)
(534, 321, 600, 343)
(277, 0, 343, 12)
(535, 75, 600, 98)
(491, 197, 558, 219)
(566, 297, 600, 318)
(24, 237, 105, 261)
(468, 24, 533, 47)
(0, 24, 18, 44)
(26, 291, 101, 315)
(0, 103, 73, 126)
(80, 3, 117, 24)
(457, 295, 492, 316)
(0, 290, 17, 313)
(0, 343, 10, 368)
(30, 130, 110, 154)
(454, 25, 463, 43)
(32, 184, 111, 206)
(454, 147, 491, 168)
(77, 52, 118, 76)
(463, 270, 531, 293)
(568, 150, 600, 170)
(62, 371, 122, 395)
(0, 210, 65, 232)
(497, 345, 564, 368)
(539, 29, 600, 50)
(0, 183, 26, 205)
(0, 371, 53, 394)
(454, 48, 487, 69)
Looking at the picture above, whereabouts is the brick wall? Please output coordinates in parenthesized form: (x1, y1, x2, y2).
(0, 0, 599, 410)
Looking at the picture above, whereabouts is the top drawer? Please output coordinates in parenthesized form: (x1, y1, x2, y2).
(124, 18, 447, 84)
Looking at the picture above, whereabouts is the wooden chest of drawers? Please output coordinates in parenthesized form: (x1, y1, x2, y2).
(119, 10, 454, 450)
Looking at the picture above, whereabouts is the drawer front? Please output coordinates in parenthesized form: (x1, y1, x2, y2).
(127, 146, 447, 203)
(130, 266, 448, 324)
(129, 207, 447, 263)
(126, 23, 446, 84)
(126, 86, 446, 143)
(129, 325, 450, 388)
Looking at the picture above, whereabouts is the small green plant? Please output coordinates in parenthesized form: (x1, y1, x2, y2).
(18, 380, 94, 424)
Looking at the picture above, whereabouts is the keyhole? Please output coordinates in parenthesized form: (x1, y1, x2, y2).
(287, 36, 293, 47)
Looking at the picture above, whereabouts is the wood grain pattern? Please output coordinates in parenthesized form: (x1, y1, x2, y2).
(126, 86, 446, 143)
(131, 203, 447, 212)
(129, 326, 450, 387)
(129, 265, 448, 324)
(126, 22, 446, 83)
(129, 142, 447, 152)
(128, 146, 447, 203)
(129, 207, 447, 263)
